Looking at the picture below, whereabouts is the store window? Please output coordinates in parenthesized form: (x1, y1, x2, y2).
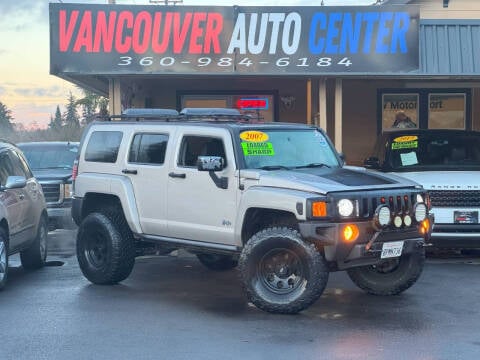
(428, 93, 466, 129)
(382, 94, 419, 130)
(179, 92, 276, 121)
(378, 89, 470, 133)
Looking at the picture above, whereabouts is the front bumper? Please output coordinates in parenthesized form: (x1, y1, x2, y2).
(430, 224, 480, 248)
(299, 218, 431, 270)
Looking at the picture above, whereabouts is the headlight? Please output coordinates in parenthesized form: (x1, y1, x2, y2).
(416, 194, 424, 203)
(373, 205, 391, 229)
(338, 199, 354, 217)
(64, 183, 72, 199)
(414, 203, 427, 222)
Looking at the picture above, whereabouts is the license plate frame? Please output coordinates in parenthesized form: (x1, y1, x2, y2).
(454, 211, 478, 224)
(381, 241, 404, 259)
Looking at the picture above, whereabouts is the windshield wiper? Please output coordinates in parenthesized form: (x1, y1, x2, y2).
(257, 165, 292, 171)
(294, 163, 330, 169)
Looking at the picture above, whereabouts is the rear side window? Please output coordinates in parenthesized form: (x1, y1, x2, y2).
(128, 133, 169, 165)
(85, 131, 123, 163)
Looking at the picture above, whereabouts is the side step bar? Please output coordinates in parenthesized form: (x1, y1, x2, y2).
(141, 234, 240, 255)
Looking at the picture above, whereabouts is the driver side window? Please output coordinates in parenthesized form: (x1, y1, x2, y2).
(178, 136, 226, 168)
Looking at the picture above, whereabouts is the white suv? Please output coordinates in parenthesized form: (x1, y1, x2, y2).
(365, 129, 480, 249)
(72, 109, 432, 314)
(0, 141, 48, 290)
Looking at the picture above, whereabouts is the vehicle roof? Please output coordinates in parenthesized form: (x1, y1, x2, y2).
(17, 141, 80, 147)
(382, 129, 480, 137)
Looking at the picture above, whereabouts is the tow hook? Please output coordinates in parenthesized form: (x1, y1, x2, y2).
(365, 231, 381, 252)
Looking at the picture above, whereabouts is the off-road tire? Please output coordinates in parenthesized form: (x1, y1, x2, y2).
(76, 210, 135, 285)
(0, 229, 8, 290)
(196, 253, 238, 271)
(347, 248, 425, 296)
(20, 216, 48, 270)
(238, 227, 329, 314)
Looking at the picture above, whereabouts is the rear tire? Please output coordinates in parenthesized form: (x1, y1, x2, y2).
(196, 253, 238, 271)
(20, 216, 48, 270)
(0, 229, 8, 290)
(347, 248, 425, 296)
(239, 227, 329, 314)
(76, 211, 135, 285)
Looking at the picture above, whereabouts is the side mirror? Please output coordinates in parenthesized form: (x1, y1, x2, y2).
(197, 156, 225, 172)
(364, 157, 380, 169)
(4, 176, 27, 190)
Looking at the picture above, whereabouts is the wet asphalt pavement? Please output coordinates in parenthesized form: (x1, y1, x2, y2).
(1, 230, 480, 360)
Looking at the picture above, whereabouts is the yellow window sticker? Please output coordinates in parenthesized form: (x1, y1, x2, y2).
(392, 136, 418, 150)
(241, 142, 275, 156)
(240, 131, 269, 142)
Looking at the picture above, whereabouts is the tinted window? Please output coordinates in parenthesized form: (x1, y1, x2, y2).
(178, 136, 226, 168)
(0, 151, 14, 186)
(19, 143, 78, 170)
(9, 150, 30, 178)
(85, 131, 123, 163)
(129, 133, 169, 165)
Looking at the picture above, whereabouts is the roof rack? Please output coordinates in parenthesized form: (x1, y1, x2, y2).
(103, 107, 262, 123)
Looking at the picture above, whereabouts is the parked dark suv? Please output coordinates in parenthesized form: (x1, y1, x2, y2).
(17, 142, 78, 231)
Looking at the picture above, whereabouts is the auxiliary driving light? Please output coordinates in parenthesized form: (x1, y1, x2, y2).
(338, 199, 354, 217)
(420, 219, 431, 234)
(414, 203, 428, 222)
(373, 205, 391, 229)
(393, 215, 403, 228)
(416, 194, 424, 203)
(403, 214, 412, 227)
(342, 224, 359, 243)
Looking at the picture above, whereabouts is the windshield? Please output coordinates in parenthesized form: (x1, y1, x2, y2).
(387, 133, 480, 171)
(239, 129, 340, 170)
(19, 144, 78, 170)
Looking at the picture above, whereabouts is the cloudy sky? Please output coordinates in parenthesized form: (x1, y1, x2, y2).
(0, 0, 374, 129)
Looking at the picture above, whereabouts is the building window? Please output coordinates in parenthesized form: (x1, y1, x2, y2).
(382, 93, 419, 130)
(180, 93, 276, 121)
(428, 93, 466, 129)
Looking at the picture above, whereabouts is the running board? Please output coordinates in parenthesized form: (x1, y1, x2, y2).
(141, 234, 240, 255)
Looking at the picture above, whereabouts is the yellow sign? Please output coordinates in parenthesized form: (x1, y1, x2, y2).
(394, 136, 418, 143)
(240, 131, 269, 142)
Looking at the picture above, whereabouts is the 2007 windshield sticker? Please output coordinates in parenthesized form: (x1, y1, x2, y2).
(241, 142, 275, 156)
(392, 136, 418, 150)
(240, 131, 269, 142)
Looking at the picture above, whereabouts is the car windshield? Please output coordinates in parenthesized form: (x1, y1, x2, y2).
(19, 143, 78, 170)
(239, 128, 340, 169)
(387, 132, 480, 171)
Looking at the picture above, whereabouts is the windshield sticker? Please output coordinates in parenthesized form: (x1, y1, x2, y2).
(241, 142, 275, 156)
(394, 136, 418, 143)
(240, 131, 269, 142)
(400, 152, 418, 166)
(392, 140, 418, 150)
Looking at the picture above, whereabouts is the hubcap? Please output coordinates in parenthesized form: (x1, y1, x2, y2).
(259, 248, 305, 295)
(0, 240, 6, 282)
(85, 233, 108, 268)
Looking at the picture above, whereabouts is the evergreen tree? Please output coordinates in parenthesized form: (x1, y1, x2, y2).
(0, 101, 14, 135)
(76, 87, 109, 124)
(63, 92, 80, 129)
(49, 105, 63, 130)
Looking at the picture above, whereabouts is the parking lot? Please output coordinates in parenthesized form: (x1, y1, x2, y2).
(1, 229, 479, 360)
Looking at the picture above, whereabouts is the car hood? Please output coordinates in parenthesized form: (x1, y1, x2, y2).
(243, 166, 420, 195)
(31, 169, 73, 182)
(388, 171, 480, 191)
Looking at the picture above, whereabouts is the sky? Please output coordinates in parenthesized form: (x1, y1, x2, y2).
(0, 0, 374, 129)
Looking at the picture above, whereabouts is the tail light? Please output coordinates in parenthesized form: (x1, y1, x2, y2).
(72, 159, 79, 181)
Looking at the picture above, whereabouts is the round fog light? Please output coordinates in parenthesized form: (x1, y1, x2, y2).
(374, 205, 391, 229)
(404, 215, 412, 227)
(414, 203, 427, 222)
(394, 215, 403, 228)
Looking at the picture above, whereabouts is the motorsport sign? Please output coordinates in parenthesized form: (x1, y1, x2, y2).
(50, 4, 419, 75)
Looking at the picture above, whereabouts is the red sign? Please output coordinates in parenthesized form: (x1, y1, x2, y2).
(236, 98, 269, 110)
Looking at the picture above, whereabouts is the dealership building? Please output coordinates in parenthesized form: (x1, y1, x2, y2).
(49, 0, 480, 165)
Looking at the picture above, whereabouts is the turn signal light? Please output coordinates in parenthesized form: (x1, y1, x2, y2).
(420, 219, 430, 234)
(312, 201, 327, 217)
(342, 224, 359, 243)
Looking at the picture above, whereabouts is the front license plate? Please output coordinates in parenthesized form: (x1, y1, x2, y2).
(381, 241, 404, 259)
(454, 211, 478, 224)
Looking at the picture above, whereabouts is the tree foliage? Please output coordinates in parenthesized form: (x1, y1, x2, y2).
(0, 101, 14, 135)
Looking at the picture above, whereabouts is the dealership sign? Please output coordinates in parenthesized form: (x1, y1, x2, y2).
(50, 4, 419, 75)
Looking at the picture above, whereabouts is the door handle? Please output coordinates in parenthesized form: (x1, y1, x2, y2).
(122, 169, 138, 175)
(168, 172, 186, 179)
